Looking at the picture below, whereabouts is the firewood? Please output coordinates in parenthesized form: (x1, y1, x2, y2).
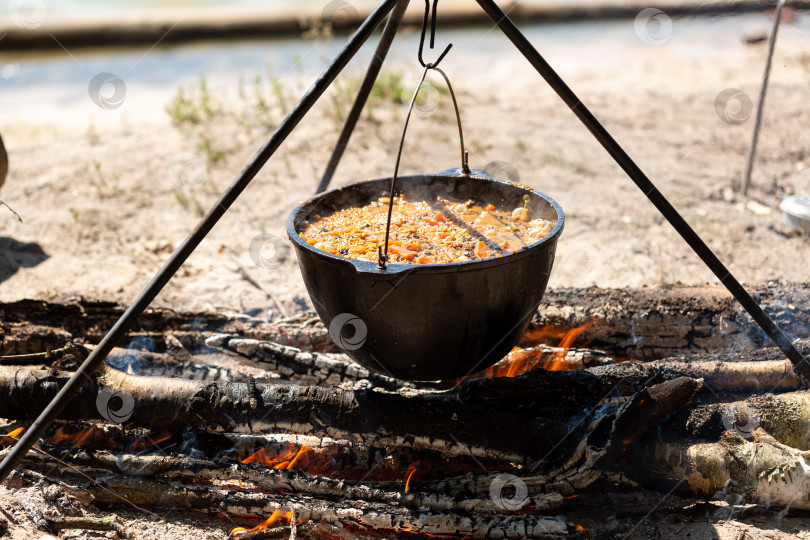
(4, 283, 808, 361)
(530, 283, 810, 359)
(590, 357, 805, 393)
(69, 477, 571, 539)
(2, 340, 807, 461)
(6, 468, 572, 539)
(205, 335, 420, 390)
(23, 449, 565, 516)
(0, 365, 581, 462)
(206, 335, 612, 389)
(0, 299, 335, 353)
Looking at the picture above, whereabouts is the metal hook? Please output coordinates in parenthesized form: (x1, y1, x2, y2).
(417, 0, 452, 68)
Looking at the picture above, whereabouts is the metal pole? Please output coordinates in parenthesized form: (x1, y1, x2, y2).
(0, 0, 399, 485)
(741, 0, 785, 196)
(475, 0, 810, 379)
(316, 0, 410, 194)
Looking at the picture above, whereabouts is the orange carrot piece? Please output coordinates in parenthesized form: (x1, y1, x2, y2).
(389, 245, 414, 260)
(475, 240, 488, 258)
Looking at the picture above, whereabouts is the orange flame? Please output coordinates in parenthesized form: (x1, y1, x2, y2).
(575, 524, 585, 532)
(544, 319, 595, 371)
(241, 444, 330, 473)
(230, 509, 293, 537)
(1, 427, 24, 445)
(49, 426, 106, 447)
(461, 320, 597, 383)
(403, 463, 419, 493)
(130, 432, 172, 452)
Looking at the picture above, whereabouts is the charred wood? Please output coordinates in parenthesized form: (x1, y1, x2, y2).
(43, 476, 571, 539)
(0, 366, 582, 462)
(530, 283, 810, 360)
(21, 450, 565, 516)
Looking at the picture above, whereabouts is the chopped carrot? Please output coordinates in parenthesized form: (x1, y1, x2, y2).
(485, 204, 496, 211)
(434, 212, 445, 222)
(406, 243, 421, 251)
(475, 241, 488, 258)
(416, 256, 431, 264)
(389, 245, 415, 260)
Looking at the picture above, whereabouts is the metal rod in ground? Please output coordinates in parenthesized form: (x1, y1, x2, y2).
(0, 0, 399, 486)
(316, 0, 411, 194)
(474, 0, 810, 379)
(741, 0, 786, 196)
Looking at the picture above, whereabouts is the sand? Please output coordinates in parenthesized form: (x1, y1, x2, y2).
(0, 10, 809, 539)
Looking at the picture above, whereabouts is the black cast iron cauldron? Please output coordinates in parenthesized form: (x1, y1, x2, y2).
(287, 168, 564, 381)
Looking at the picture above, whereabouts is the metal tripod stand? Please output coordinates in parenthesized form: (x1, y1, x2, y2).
(0, 0, 806, 483)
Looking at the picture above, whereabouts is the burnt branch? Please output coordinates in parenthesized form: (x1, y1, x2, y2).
(0, 366, 584, 462)
(53, 476, 571, 539)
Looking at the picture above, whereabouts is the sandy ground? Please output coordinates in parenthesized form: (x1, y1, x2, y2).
(1, 11, 810, 540)
(2, 15, 809, 317)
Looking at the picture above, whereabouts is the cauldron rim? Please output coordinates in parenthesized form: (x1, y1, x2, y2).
(286, 168, 565, 275)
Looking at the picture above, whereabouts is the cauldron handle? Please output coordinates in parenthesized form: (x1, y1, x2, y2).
(379, 65, 470, 269)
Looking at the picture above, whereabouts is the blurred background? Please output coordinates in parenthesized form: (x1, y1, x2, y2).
(0, 0, 807, 316)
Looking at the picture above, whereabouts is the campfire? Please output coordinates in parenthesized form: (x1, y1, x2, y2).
(2, 283, 809, 538)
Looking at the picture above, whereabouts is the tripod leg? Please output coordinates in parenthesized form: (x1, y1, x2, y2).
(0, 0, 400, 485)
(317, 0, 411, 194)
(474, 0, 809, 379)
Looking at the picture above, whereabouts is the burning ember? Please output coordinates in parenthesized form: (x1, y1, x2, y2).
(229, 509, 294, 539)
(1, 426, 23, 445)
(240, 444, 332, 474)
(404, 462, 420, 493)
(48, 425, 113, 449)
(457, 320, 599, 383)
